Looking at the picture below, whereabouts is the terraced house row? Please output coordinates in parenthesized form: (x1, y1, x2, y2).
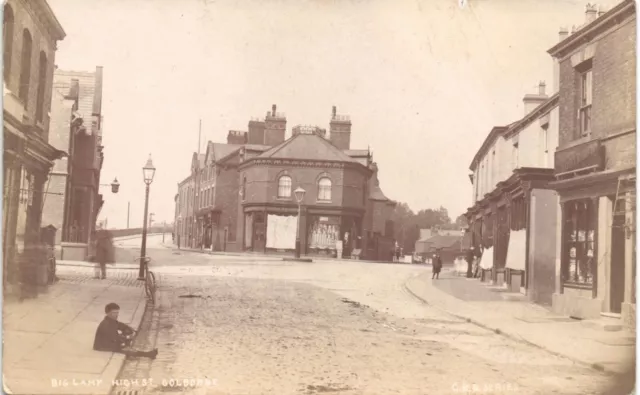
(463, 1, 636, 328)
(174, 105, 397, 262)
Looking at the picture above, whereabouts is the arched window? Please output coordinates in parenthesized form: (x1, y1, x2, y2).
(318, 177, 332, 201)
(36, 51, 47, 122)
(3, 4, 14, 82)
(19, 29, 32, 106)
(277, 175, 292, 198)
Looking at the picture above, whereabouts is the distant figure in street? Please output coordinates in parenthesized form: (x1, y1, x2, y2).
(95, 229, 115, 279)
(465, 247, 475, 278)
(94, 303, 158, 359)
(474, 248, 483, 278)
(432, 250, 443, 279)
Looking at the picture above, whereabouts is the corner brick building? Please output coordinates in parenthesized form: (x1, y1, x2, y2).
(175, 105, 396, 261)
(41, 67, 106, 261)
(548, 0, 636, 328)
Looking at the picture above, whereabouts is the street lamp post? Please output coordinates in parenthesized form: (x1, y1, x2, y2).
(294, 187, 306, 259)
(138, 155, 156, 280)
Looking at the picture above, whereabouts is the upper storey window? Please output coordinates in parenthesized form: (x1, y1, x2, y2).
(19, 29, 33, 106)
(277, 176, 292, 198)
(578, 61, 593, 138)
(318, 177, 332, 201)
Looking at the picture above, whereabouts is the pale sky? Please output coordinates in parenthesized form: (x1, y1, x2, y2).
(47, 0, 615, 229)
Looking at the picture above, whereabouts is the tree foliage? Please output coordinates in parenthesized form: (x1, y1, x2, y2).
(391, 204, 459, 253)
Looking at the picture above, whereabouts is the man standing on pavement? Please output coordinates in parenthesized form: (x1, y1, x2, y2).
(465, 247, 475, 278)
(94, 303, 158, 359)
(95, 228, 115, 279)
(432, 250, 443, 279)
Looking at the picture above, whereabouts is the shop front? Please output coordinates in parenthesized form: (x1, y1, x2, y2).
(466, 168, 558, 304)
(242, 203, 364, 258)
(551, 138, 636, 326)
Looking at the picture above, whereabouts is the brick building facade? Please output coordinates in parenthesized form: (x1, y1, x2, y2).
(548, 1, 636, 327)
(3, 0, 66, 292)
(41, 67, 107, 260)
(174, 105, 396, 261)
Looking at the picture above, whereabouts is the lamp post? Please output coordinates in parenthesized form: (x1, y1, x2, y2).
(138, 155, 156, 280)
(294, 187, 306, 258)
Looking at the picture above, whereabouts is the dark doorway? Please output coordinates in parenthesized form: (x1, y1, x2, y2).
(253, 212, 266, 253)
(610, 197, 626, 314)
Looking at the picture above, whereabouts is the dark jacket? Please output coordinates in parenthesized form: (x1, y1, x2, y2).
(432, 255, 443, 272)
(93, 317, 135, 351)
(95, 230, 115, 264)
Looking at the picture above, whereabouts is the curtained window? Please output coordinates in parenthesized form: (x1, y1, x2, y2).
(318, 177, 331, 201)
(277, 175, 291, 198)
(563, 199, 595, 286)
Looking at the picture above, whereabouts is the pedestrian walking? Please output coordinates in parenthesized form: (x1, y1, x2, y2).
(95, 229, 115, 279)
(432, 250, 443, 279)
(465, 247, 475, 278)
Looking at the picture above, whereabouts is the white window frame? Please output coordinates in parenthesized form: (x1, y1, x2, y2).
(277, 175, 292, 198)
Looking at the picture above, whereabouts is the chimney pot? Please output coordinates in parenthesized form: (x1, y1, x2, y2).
(332, 106, 337, 118)
(538, 81, 546, 95)
(558, 26, 569, 42)
(272, 104, 276, 117)
(585, 3, 598, 23)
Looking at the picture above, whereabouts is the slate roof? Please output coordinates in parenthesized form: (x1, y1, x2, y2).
(257, 133, 360, 164)
(369, 185, 391, 201)
(212, 143, 240, 163)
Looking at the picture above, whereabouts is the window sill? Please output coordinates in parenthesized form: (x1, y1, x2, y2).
(558, 135, 592, 151)
(563, 282, 593, 290)
(276, 197, 292, 201)
(316, 200, 332, 204)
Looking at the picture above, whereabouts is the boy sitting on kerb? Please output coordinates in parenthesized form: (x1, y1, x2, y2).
(93, 302, 158, 359)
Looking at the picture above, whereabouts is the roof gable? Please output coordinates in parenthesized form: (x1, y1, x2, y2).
(258, 133, 360, 163)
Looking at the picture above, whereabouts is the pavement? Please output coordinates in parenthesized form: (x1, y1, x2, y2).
(2, 263, 147, 395)
(404, 269, 636, 375)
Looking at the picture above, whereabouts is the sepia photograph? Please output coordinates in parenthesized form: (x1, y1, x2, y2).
(1, 0, 637, 394)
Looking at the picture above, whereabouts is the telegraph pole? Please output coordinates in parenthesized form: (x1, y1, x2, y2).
(127, 201, 130, 228)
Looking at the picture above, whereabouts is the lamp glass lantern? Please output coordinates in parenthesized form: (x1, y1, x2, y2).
(143, 155, 156, 185)
(111, 177, 120, 193)
(294, 187, 306, 203)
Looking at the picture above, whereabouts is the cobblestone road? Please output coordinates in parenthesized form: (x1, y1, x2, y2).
(111, 245, 618, 395)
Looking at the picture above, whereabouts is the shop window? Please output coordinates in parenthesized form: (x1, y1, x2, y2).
(563, 199, 595, 286)
(510, 196, 526, 231)
(317, 177, 331, 201)
(277, 175, 291, 198)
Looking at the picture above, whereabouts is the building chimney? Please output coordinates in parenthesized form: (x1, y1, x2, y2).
(597, 5, 607, 17)
(272, 104, 276, 117)
(329, 107, 352, 150)
(558, 26, 569, 42)
(522, 82, 548, 116)
(585, 3, 598, 24)
(538, 81, 546, 95)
